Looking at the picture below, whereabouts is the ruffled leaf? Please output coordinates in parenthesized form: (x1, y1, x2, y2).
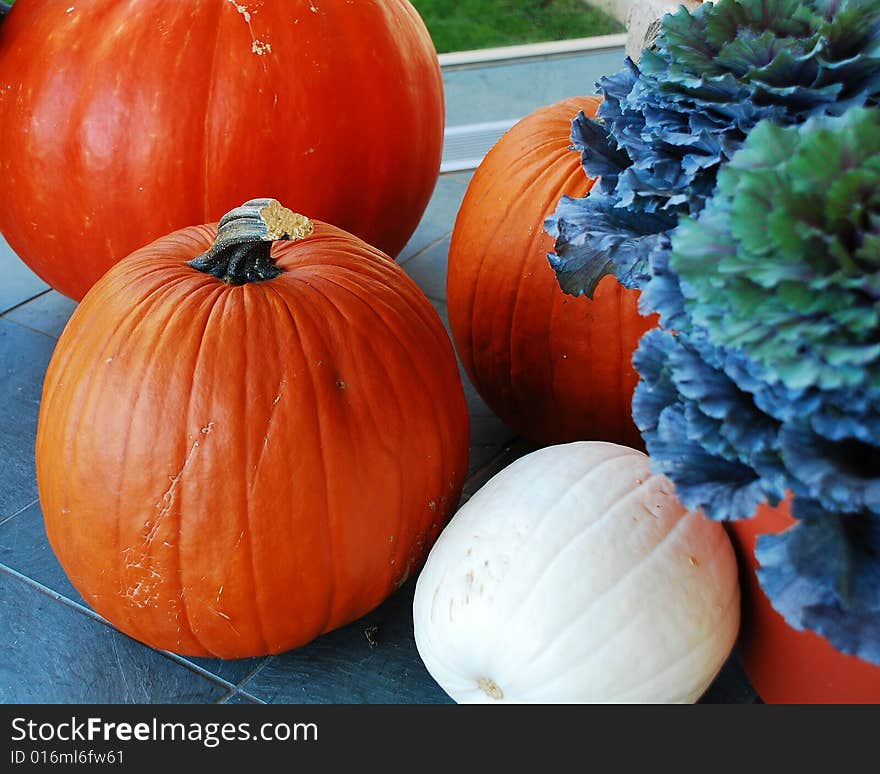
(672, 108, 880, 394)
(756, 504, 880, 665)
(570, 110, 630, 195)
(632, 329, 786, 520)
(545, 194, 673, 296)
(549, 0, 880, 297)
(779, 423, 880, 515)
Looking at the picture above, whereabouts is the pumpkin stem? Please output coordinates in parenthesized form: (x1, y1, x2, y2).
(189, 199, 313, 285)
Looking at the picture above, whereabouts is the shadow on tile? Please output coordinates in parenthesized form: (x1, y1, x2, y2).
(240, 580, 452, 704)
(698, 648, 760, 704)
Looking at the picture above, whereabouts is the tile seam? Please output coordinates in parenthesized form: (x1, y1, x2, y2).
(0, 562, 237, 692)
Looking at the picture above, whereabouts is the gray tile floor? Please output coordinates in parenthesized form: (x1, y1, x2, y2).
(0, 50, 758, 704)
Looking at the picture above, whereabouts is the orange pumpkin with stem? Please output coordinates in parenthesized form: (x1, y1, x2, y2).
(36, 199, 469, 658)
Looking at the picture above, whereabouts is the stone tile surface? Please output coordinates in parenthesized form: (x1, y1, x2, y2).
(0, 498, 270, 688)
(241, 581, 452, 705)
(0, 234, 49, 314)
(5, 290, 77, 339)
(0, 319, 55, 520)
(0, 501, 83, 604)
(0, 570, 228, 703)
(182, 656, 269, 687)
(399, 173, 472, 264)
(403, 235, 451, 303)
(224, 691, 266, 705)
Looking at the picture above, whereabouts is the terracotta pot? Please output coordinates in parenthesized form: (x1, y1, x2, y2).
(728, 501, 880, 703)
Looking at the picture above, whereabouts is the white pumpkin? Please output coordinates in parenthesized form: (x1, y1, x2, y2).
(413, 441, 740, 703)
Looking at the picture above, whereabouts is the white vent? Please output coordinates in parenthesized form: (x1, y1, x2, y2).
(440, 119, 520, 173)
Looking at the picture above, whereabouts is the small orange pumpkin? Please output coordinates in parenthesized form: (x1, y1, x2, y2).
(447, 97, 657, 447)
(36, 199, 470, 658)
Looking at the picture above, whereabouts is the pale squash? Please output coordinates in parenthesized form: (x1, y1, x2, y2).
(413, 442, 740, 703)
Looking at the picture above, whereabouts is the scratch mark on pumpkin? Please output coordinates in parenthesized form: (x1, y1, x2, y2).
(210, 607, 240, 635)
(227, 0, 271, 66)
(270, 378, 285, 412)
(148, 450, 194, 541)
(253, 381, 284, 476)
(121, 573, 160, 609)
(121, 547, 141, 570)
(395, 557, 414, 590)
(226, 0, 251, 23)
(144, 423, 214, 546)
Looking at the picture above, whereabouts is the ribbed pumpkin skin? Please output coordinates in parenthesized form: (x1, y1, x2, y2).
(36, 222, 469, 658)
(447, 98, 657, 447)
(413, 442, 741, 704)
(0, 0, 443, 300)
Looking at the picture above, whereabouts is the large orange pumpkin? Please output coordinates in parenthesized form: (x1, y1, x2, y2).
(0, 0, 444, 300)
(35, 199, 470, 658)
(446, 97, 657, 448)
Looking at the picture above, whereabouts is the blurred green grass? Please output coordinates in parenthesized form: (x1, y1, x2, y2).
(1, 1, 624, 54)
(411, 0, 623, 53)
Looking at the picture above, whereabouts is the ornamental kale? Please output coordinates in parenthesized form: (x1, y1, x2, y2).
(546, 0, 880, 298)
(633, 108, 880, 664)
(673, 115, 880, 393)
